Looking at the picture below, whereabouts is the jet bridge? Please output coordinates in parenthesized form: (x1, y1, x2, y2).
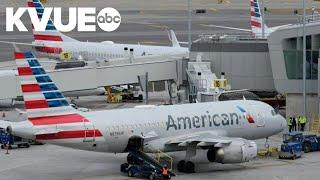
(186, 60, 230, 102)
(0, 55, 187, 100)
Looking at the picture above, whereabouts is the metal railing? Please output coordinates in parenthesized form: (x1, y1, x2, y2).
(146, 146, 174, 171)
(304, 14, 320, 24)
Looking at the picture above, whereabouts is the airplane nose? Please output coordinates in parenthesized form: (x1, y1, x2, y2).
(279, 116, 287, 131)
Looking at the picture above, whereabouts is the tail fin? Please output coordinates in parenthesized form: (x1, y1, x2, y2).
(250, 0, 268, 37)
(14, 51, 84, 125)
(14, 51, 103, 141)
(168, 30, 180, 47)
(27, 0, 78, 43)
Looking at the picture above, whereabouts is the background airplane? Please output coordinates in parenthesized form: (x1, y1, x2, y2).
(1, 0, 188, 61)
(0, 50, 286, 173)
(200, 0, 290, 38)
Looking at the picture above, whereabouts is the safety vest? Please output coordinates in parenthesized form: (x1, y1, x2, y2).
(300, 116, 307, 124)
(162, 168, 168, 175)
(287, 118, 292, 126)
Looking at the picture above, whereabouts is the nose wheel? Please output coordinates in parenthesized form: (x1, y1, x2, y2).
(265, 137, 270, 149)
(177, 160, 195, 173)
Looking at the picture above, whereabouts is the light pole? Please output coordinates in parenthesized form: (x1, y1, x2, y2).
(302, 0, 307, 117)
(188, 0, 192, 51)
(261, 0, 265, 38)
(318, 57, 320, 118)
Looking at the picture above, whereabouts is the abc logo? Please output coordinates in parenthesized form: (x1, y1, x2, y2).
(97, 7, 121, 32)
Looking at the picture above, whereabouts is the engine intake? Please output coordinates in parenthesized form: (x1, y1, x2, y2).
(207, 139, 257, 164)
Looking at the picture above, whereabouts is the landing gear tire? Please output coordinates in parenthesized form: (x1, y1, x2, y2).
(127, 169, 134, 177)
(149, 174, 155, 180)
(185, 161, 195, 173)
(303, 143, 311, 153)
(120, 163, 129, 172)
(127, 154, 134, 164)
(177, 160, 185, 172)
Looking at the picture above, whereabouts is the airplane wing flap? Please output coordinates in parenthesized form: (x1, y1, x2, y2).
(166, 131, 232, 147)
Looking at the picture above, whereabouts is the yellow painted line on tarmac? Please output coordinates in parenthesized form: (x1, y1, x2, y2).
(209, 8, 218, 12)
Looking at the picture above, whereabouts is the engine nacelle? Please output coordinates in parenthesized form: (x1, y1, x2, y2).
(207, 139, 257, 164)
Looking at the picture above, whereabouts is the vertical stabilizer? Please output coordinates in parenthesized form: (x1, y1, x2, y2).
(250, 0, 269, 37)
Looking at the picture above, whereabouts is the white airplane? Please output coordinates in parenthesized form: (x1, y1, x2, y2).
(3, 0, 188, 61)
(0, 50, 287, 173)
(200, 0, 289, 38)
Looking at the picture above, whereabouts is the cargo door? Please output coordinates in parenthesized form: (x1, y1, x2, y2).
(83, 121, 95, 142)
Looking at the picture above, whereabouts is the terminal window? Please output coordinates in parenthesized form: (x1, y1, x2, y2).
(283, 36, 318, 80)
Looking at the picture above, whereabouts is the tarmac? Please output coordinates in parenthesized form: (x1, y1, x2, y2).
(0, 126, 319, 180)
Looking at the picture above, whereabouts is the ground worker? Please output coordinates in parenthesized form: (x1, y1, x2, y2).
(292, 116, 297, 131)
(299, 115, 307, 131)
(162, 164, 169, 179)
(287, 117, 293, 132)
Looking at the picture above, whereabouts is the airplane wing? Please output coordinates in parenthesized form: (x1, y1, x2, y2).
(0, 41, 38, 47)
(269, 24, 291, 32)
(200, 24, 252, 32)
(164, 131, 234, 148)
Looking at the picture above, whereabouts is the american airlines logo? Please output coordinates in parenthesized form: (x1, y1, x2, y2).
(166, 112, 240, 131)
(6, 7, 121, 32)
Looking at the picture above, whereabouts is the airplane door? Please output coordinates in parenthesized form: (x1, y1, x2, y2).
(83, 121, 96, 142)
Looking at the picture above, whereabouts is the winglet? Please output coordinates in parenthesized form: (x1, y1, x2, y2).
(169, 30, 180, 47)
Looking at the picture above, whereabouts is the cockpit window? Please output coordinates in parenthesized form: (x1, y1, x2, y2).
(271, 110, 277, 116)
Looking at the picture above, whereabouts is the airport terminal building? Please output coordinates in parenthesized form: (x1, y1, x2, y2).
(190, 19, 319, 123)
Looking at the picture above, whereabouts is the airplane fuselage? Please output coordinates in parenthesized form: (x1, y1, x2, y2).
(12, 100, 286, 154)
(33, 41, 189, 60)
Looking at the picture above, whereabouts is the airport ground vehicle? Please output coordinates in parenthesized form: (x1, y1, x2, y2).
(121, 149, 173, 180)
(121, 163, 165, 180)
(283, 132, 320, 153)
(279, 142, 302, 160)
(0, 130, 30, 149)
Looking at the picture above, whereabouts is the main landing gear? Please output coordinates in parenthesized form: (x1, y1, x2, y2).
(177, 144, 196, 173)
(177, 160, 195, 173)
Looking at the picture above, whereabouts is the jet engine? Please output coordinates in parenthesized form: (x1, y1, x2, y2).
(0, 120, 12, 134)
(207, 139, 257, 164)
